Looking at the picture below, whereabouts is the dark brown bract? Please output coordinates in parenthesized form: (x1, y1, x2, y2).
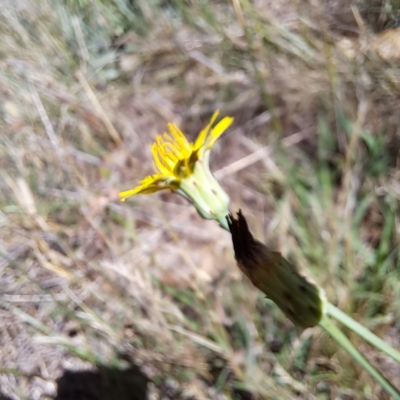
(228, 210, 326, 329)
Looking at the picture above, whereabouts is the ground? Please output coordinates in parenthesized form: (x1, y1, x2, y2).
(0, 1, 400, 399)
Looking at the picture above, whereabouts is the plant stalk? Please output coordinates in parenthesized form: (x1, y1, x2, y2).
(326, 302, 400, 365)
(319, 317, 400, 399)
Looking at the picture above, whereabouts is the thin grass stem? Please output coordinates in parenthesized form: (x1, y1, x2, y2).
(319, 317, 400, 399)
(326, 302, 400, 365)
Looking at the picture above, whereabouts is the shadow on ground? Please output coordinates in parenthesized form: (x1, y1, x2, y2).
(55, 364, 148, 400)
(0, 392, 13, 400)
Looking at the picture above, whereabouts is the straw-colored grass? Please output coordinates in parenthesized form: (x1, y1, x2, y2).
(1, 1, 399, 399)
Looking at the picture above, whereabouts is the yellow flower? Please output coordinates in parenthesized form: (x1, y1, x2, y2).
(228, 210, 326, 328)
(120, 110, 234, 228)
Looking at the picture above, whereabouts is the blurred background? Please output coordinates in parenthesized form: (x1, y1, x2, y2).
(1, 1, 400, 399)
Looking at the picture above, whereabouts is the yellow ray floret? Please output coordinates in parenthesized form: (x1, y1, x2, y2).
(119, 110, 234, 201)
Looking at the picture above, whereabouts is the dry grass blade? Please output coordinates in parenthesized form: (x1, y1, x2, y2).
(1, 0, 399, 398)
(76, 71, 123, 146)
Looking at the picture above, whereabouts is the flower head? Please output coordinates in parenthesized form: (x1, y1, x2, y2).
(228, 210, 326, 328)
(120, 110, 234, 228)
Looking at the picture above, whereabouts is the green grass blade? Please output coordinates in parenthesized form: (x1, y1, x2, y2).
(319, 316, 400, 399)
(326, 302, 400, 365)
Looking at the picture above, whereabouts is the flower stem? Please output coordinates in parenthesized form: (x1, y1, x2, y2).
(326, 302, 400, 365)
(319, 317, 400, 399)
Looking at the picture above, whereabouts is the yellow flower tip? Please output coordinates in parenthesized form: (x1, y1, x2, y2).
(210, 109, 220, 123)
(119, 187, 142, 201)
(194, 111, 234, 153)
(208, 116, 234, 148)
(227, 210, 325, 328)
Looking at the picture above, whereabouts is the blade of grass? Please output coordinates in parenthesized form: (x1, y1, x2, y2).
(326, 302, 400, 365)
(319, 316, 400, 399)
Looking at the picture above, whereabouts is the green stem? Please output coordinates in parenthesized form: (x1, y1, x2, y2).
(319, 317, 400, 399)
(326, 302, 400, 365)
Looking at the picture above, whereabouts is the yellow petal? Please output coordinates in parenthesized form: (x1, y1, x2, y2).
(119, 187, 145, 201)
(119, 174, 168, 201)
(194, 110, 220, 150)
(207, 116, 234, 149)
(152, 142, 173, 174)
(156, 136, 179, 165)
(168, 123, 192, 155)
